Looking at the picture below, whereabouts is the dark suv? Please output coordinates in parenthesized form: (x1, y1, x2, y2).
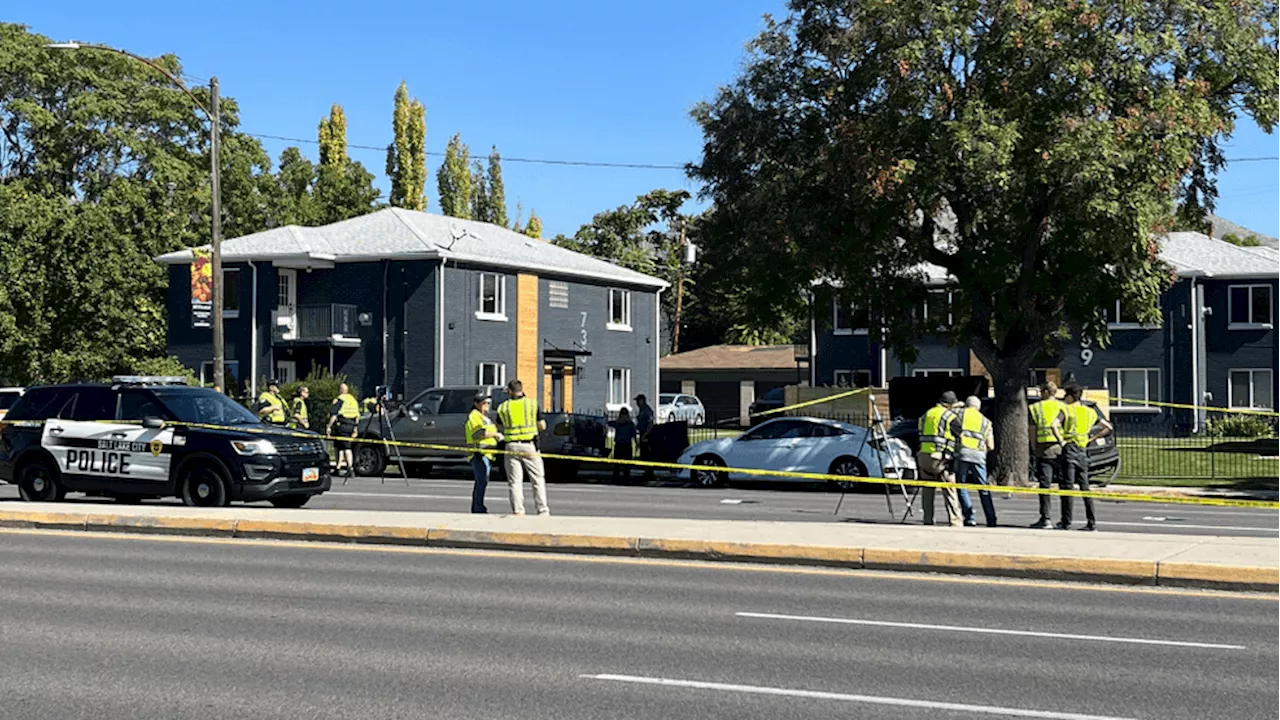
(0, 377, 330, 507)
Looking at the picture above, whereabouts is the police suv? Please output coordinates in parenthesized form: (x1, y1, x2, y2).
(0, 377, 330, 507)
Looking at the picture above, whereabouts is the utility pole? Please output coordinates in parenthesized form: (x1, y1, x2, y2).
(210, 77, 224, 394)
(671, 220, 687, 354)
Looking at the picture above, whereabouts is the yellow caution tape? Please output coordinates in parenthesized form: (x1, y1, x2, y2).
(1106, 396, 1280, 417)
(753, 387, 870, 418)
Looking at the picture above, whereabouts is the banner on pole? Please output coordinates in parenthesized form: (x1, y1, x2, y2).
(191, 248, 213, 328)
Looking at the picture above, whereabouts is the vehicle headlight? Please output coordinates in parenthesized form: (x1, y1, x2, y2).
(232, 439, 278, 456)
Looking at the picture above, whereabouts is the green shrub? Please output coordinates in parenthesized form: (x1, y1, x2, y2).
(1204, 414, 1276, 438)
(277, 363, 351, 427)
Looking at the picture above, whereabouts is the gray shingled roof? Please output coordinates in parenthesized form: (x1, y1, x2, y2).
(154, 208, 667, 288)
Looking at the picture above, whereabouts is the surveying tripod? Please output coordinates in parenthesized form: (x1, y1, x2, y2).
(353, 395, 410, 487)
(833, 394, 915, 520)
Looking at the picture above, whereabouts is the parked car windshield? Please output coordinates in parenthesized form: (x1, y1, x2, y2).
(153, 388, 260, 426)
(659, 394, 677, 405)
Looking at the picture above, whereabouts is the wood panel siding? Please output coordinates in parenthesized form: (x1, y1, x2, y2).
(517, 273, 539, 391)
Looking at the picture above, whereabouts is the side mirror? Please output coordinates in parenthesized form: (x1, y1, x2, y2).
(142, 416, 164, 429)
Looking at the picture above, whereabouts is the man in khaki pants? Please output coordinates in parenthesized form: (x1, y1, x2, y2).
(917, 391, 967, 526)
(496, 379, 550, 516)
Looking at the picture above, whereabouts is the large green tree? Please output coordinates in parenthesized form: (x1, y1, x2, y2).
(691, 0, 1277, 484)
(523, 211, 543, 239)
(314, 103, 380, 224)
(437, 133, 472, 218)
(385, 81, 427, 211)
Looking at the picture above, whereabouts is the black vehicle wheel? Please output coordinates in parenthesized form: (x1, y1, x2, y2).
(829, 457, 868, 492)
(17, 459, 62, 502)
(693, 414, 704, 427)
(692, 455, 727, 488)
(269, 495, 311, 509)
(353, 444, 387, 477)
(181, 464, 228, 507)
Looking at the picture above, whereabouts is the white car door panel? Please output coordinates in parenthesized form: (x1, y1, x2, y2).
(45, 421, 175, 484)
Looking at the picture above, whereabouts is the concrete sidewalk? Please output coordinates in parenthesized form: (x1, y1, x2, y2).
(1, 503, 1275, 592)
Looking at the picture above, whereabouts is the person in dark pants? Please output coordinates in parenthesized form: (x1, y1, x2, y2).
(1059, 384, 1112, 531)
(465, 391, 503, 513)
(634, 394, 655, 483)
(1029, 381, 1066, 529)
(609, 407, 638, 484)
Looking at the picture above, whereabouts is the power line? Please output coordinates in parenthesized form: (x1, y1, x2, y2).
(1226, 156, 1279, 162)
(243, 132, 688, 170)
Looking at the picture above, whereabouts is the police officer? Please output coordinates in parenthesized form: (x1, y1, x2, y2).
(290, 386, 310, 430)
(326, 383, 360, 481)
(950, 396, 997, 527)
(255, 379, 287, 425)
(496, 379, 550, 516)
(634, 394, 656, 483)
(1029, 381, 1066, 529)
(916, 391, 971, 526)
(1060, 384, 1112, 531)
(465, 391, 503, 514)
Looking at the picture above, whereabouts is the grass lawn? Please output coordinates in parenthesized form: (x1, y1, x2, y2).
(1115, 438, 1278, 489)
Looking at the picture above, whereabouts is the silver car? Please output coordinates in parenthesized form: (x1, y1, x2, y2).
(658, 393, 706, 426)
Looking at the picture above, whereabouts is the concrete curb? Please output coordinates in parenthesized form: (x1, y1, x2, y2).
(1, 509, 1274, 593)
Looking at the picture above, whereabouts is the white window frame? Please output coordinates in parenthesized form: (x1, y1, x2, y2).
(200, 361, 241, 389)
(833, 370, 853, 387)
(923, 289, 952, 329)
(276, 360, 296, 385)
(1228, 368, 1274, 410)
(607, 288, 632, 331)
(548, 281, 569, 309)
(832, 297, 869, 336)
(1103, 299, 1160, 330)
(222, 268, 240, 319)
(1105, 368, 1161, 413)
(912, 368, 964, 378)
(475, 272, 508, 322)
(1227, 284, 1274, 329)
(477, 362, 506, 387)
(607, 367, 631, 411)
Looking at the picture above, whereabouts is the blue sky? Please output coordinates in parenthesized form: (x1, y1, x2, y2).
(14, 0, 1279, 239)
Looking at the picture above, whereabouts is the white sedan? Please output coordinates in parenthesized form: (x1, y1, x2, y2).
(676, 416, 915, 488)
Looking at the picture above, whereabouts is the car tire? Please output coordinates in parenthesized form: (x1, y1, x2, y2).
(180, 463, 229, 507)
(17, 458, 62, 502)
(693, 414, 704, 427)
(353, 444, 387, 477)
(269, 495, 311, 509)
(829, 457, 868, 492)
(692, 455, 727, 488)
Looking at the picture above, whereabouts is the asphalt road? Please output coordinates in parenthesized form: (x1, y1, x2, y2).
(2, 471, 1276, 537)
(0, 530, 1275, 720)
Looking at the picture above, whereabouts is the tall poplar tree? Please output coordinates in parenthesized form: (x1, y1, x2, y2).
(436, 133, 472, 219)
(386, 82, 427, 211)
(486, 147, 509, 227)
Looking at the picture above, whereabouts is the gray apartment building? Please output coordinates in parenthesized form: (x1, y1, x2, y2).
(156, 208, 666, 413)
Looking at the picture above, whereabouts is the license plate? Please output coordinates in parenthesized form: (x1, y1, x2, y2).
(302, 467, 319, 483)
(1095, 438, 1107, 447)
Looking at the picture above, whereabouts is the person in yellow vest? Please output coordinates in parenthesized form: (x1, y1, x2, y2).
(255, 379, 287, 425)
(289, 386, 310, 430)
(326, 383, 361, 481)
(465, 391, 503, 514)
(1060, 384, 1112, 531)
(950, 395, 998, 527)
(1029, 381, 1066, 529)
(916, 391, 970, 526)
(496, 379, 550, 516)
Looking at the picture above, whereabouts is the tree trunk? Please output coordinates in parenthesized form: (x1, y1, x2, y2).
(987, 358, 1031, 487)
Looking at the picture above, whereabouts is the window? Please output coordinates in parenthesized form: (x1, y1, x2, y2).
(924, 290, 952, 329)
(200, 361, 241, 392)
(741, 419, 809, 441)
(476, 272, 507, 321)
(833, 297, 870, 335)
(408, 390, 445, 416)
(1229, 369, 1274, 410)
(477, 362, 506, 386)
(276, 361, 296, 385)
(223, 269, 241, 318)
(1105, 368, 1161, 411)
(119, 390, 165, 422)
(1102, 300, 1158, 328)
(548, 281, 569, 309)
(0, 391, 20, 411)
(4, 388, 72, 421)
(834, 370, 871, 388)
(608, 289, 632, 331)
(277, 269, 296, 312)
(608, 367, 631, 409)
(63, 388, 117, 421)
(1228, 284, 1273, 328)
(913, 368, 964, 379)
(441, 390, 479, 415)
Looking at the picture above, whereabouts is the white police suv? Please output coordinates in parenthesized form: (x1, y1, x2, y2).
(0, 377, 330, 507)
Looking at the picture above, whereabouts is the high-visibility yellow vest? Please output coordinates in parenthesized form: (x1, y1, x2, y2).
(1064, 403, 1097, 448)
(1031, 399, 1064, 444)
(258, 391, 286, 423)
(291, 397, 308, 424)
(465, 409, 498, 460)
(497, 397, 539, 442)
(335, 393, 360, 420)
(957, 408, 989, 451)
(917, 404, 956, 454)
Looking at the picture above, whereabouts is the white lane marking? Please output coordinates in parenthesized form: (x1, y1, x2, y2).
(582, 674, 1140, 720)
(735, 612, 1245, 650)
(1103, 521, 1277, 533)
(326, 493, 467, 500)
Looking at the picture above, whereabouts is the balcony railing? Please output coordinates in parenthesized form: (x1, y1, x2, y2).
(275, 304, 359, 343)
